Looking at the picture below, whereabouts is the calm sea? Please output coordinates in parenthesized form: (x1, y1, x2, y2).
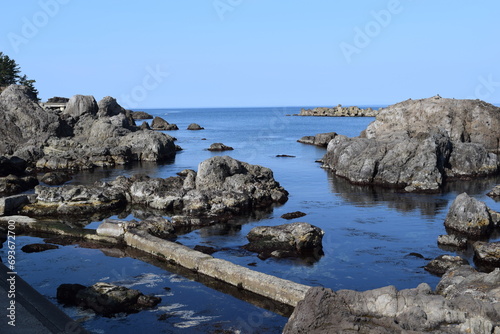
(3, 106, 500, 333)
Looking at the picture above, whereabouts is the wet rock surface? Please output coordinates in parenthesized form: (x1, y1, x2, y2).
(437, 234, 468, 249)
(244, 222, 323, 259)
(21, 243, 59, 253)
(57, 282, 161, 317)
(285, 265, 500, 333)
(424, 254, 469, 276)
(281, 211, 307, 220)
(320, 96, 500, 192)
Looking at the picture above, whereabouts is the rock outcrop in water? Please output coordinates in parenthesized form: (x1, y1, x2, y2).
(284, 265, 500, 333)
(57, 282, 161, 317)
(0, 85, 177, 172)
(444, 192, 498, 238)
(19, 156, 288, 225)
(298, 105, 377, 117)
(297, 132, 338, 147)
(321, 96, 500, 192)
(151, 116, 178, 130)
(244, 222, 324, 259)
(207, 143, 234, 151)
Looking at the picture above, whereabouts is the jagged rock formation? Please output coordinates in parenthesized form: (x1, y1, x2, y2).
(322, 96, 500, 192)
(0, 85, 176, 171)
(20, 156, 288, 225)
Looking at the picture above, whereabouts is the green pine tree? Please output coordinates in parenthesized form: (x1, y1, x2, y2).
(0, 52, 20, 87)
(0, 52, 39, 100)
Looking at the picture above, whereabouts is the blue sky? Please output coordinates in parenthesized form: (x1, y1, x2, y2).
(2, 1, 500, 108)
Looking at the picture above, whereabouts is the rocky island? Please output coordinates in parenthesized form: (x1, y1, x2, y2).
(312, 96, 500, 192)
(298, 104, 378, 117)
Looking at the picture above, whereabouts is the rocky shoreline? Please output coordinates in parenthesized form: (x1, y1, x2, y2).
(1, 86, 500, 332)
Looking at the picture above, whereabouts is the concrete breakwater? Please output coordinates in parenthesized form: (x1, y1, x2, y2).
(298, 104, 378, 117)
(0, 216, 311, 308)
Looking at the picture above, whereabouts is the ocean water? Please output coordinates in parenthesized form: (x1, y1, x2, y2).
(3, 106, 500, 333)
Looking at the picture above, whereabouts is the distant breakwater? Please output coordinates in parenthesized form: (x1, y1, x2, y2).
(296, 105, 378, 117)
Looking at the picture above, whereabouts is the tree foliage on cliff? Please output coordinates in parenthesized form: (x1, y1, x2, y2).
(0, 52, 39, 100)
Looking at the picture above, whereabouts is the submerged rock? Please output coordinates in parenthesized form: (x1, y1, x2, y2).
(321, 96, 500, 192)
(244, 222, 324, 259)
(21, 243, 59, 253)
(281, 211, 307, 220)
(56, 282, 161, 317)
(285, 265, 500, 333)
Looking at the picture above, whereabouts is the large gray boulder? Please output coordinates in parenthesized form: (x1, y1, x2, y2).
(321, 96, 500, 192)
(0, 85, 64, 154)
(444, 193, 494, 237)
(365, 96, 500, 151)
(195, 156, 288, 205)
(63, 94, 98, 120)
(284, 265, 500, 333)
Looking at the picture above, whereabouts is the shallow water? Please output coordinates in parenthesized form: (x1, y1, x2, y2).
(3, 106, 500, 333)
